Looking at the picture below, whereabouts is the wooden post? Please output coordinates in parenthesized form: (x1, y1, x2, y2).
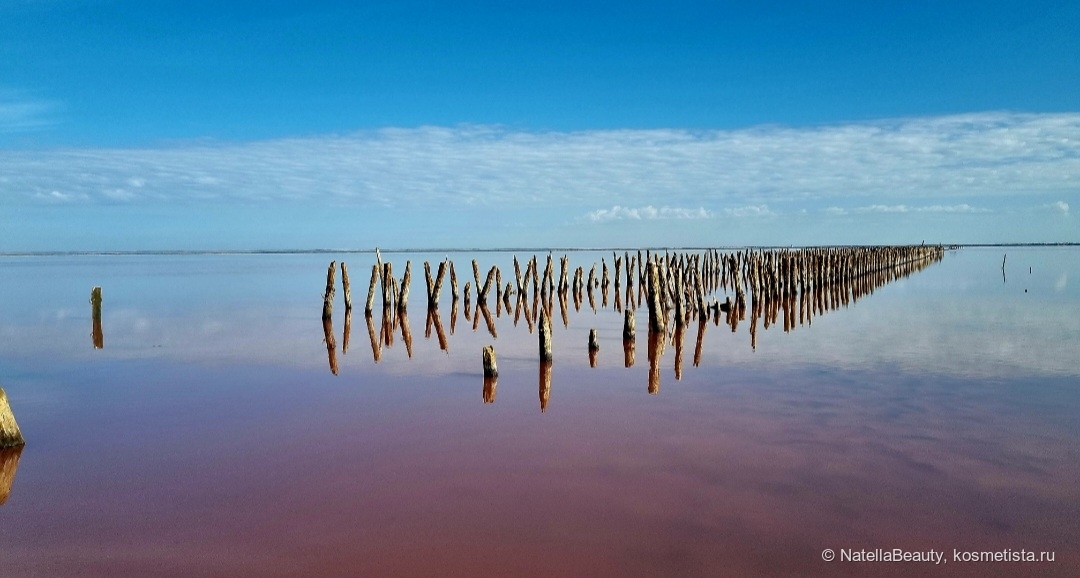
(397, 261, 411, 312)
(646, 261, 666, 333)
(341, 262, 353, 311)
(623, 308, 636, 341)
(448, 260, 458, 301)
(323, 261, 336, 320)
(91, 286, 104, 349)
(365, 264, 379, 314)
(483, 345, 498, 378)
(539, 305, 553, 362)
(479, 265, 497, 304)
(588, 328, 599, 368)
(0, 388, 24, 448)
(381, 262, 393, 311)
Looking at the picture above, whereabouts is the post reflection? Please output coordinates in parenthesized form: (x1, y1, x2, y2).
(0, 446, 23, 506)
(399, 310, 413, 358)
(483, 376, 497, 404)
(322, 315, 338, 375)
(318, 245, 946, 391)
(365, 312, 381, 363)
(647, 330, 665, 395)
(342, 309, 352, 354)
(539, 360, 552, 413)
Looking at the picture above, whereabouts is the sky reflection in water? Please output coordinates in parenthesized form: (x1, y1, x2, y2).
(0, 247, 1077, 577)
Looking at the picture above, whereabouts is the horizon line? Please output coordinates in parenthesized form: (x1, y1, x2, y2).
(1, 242, 1076, 258)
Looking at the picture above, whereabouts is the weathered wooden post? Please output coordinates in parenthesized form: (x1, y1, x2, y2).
(91, 286, 104, 349)
(482, 345, 498, 378)
(588, 328, 599, 368)
(341, 262, 353, 311)
(448, 260, 458, 301)
(479, 266, 497, 304)
(646, 261, 666, 333)
(323, 261, 337, 320)
(623, 308, 636, 342)
(381, 262, 394, 311)
(365, 264, 379, 314)
(0, 388, 25, 449)
(539, 305, 553, 362)
(397, 261, 412, 312)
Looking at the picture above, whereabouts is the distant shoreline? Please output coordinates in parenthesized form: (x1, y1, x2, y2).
(0, 242, 1076, 258)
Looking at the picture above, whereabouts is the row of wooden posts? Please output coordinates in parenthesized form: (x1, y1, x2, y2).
(318, 245, 947, 401)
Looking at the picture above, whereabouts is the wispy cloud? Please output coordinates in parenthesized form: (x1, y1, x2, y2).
(1046, 201, 1070, 215)
(0, 89, 59, 132)
(826, 203, 991, 215)
(585, 205, 713, 222)
(2, 112, 1078, 214)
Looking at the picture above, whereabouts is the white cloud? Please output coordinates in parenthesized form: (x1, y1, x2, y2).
(0, 89, 59, 132)
(1, 112, 1078, 214)
(586, 205, 713, 222)
(828, 203, 990, 215)
(1047, 201, 1069, 214)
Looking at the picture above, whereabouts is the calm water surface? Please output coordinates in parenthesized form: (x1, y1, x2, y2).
(0, 247, 1077, 577)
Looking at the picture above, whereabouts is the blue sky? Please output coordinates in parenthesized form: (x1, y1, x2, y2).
(1, 1, 1077, 250)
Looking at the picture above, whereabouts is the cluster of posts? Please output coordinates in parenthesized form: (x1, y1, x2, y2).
(318, 245, 946, 410)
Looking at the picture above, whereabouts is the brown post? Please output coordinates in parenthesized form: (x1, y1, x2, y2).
(91, 286, 104, 349)
(0, 388, 25, 448)
(448, 260, 458, 301)
(646, 262, 666, 333)
(341, 262, 353, 311)
(365, 264, 379, 314)
(483, 345, 498, 378)
(539, 305, 553, 362)
(588, 328, 600, 367)
(397, 261, 412, 312)
(323, 261, 337, 320)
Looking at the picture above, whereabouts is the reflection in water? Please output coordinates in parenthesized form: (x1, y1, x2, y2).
(647, 330, 665, 394)
(673, 323, 686, 381)
(399, 310, 413, 358)
(483, 376, 497, 404)
(313, 246, 946, 387)
(365, 312, 381, 363)
(0, 446, 22, 506)
(539, 360, 552, 412)
(426, 306, 449, 352)
(90, 286, 103, 349)
(342, 309, 352, 354)
(322, 315, 338, 375)
(478, 304, 497, 339)
(693, 316, 707, 367)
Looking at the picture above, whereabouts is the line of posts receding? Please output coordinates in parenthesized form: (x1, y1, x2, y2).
(317, 245, 948, 407)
